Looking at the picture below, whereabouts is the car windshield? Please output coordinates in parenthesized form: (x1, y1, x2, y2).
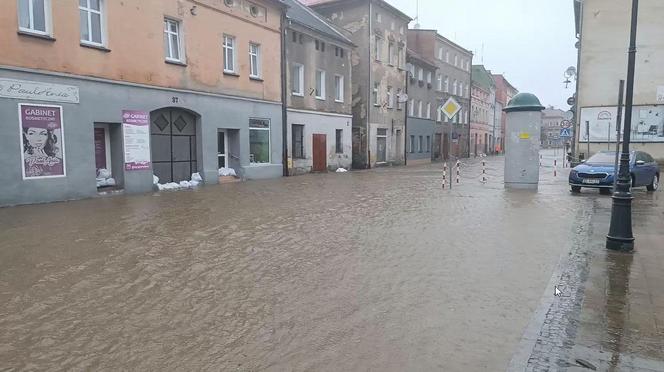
(586, 152, 617, 164)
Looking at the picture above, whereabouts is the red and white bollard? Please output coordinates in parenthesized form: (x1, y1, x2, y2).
(456, 161, 461, 184)
(442, 163, 448, 189)
(553, 159, 558, 177)
(482, 159, 487, 183)
(540, 154, 543, 167)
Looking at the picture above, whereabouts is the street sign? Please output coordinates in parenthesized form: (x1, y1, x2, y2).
(561, 120, 572, 129)
(560, 127, 572, 138)
(441, 97, 461, 120)
(397, 93, 409, 103)
(567, 96, 576, 106)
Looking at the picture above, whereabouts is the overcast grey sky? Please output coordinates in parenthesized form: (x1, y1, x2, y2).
(387, 0, 577, 108)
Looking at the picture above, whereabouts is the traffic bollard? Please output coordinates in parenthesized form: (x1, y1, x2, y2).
(554, 159, 557, 177)
(442, 163, 447, 189)
(482, 159, 487, 183)
(456, 161, 461, 184)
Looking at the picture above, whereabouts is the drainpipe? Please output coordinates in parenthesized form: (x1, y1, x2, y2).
(571, 0, 583, 162)
(404, 69, 409, 166)
(281, 14, 289, 176)
(367, 1, 372, 169)
(467, 58, 473, 158)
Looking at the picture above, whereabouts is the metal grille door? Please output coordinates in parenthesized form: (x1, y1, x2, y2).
(150, 108, 197, 183)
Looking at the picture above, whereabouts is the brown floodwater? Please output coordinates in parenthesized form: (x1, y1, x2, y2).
(1, 154, 596, 371)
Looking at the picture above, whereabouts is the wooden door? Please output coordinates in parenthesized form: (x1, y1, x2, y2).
(312, 134, 327, 172)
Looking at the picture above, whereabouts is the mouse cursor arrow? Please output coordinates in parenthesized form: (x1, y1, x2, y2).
(554, 286, 562, 297)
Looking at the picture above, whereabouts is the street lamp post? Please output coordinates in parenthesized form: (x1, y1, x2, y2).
(606, 0, 639, 252)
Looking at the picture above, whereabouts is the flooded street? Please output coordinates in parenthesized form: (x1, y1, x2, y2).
(1, 153, 661, 371)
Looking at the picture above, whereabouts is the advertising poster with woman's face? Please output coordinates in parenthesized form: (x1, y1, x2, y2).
(19, 104, 66, 179)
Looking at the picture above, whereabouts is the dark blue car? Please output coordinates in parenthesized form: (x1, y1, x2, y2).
(569, 151, 660, 194)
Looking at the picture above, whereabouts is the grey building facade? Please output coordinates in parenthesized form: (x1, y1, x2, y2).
(305, 0, 411, 168)
(0, 67, 283, 207)
(284, 0, 354, 174)
(408, 29, 473, 160)
(541, 108, 568, 149)
(405, 49, 437, 165)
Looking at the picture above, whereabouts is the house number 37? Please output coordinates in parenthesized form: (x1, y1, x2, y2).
(171, 97, 180, 104)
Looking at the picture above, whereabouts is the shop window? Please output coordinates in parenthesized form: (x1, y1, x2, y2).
(335, 129, 343, 153)
(292, 124, 304, 159)
(249, 119, 270, 164)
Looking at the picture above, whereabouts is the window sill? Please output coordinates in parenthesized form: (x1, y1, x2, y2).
(292, 93, 304, 97)
(249, 76, 264, 82)
(315, 97, 326, 101)
(335, 100, 344, 103)
(223, 71, 240, 77)
(17, 30, 55, 41)
(80, 42, 111, 52)
(247, 163, 273, 167)
(165, 59, 187, 67)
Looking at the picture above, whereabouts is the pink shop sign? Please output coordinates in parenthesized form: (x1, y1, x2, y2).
(122, 110, 151, 171)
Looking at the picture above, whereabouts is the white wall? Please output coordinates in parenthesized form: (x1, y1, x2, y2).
(287, 109, 352, 173)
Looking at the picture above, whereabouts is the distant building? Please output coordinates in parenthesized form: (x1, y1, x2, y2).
(407, 29, 473, 160)
(305, 0, 411, 168)
(574, 0, 664, 161)
(492, 74, 518, 153)
(405, 49, 437, 165)
(541, 108, 568, 148)
(283, 0, 354, 174)
(470, 65, 496, 156)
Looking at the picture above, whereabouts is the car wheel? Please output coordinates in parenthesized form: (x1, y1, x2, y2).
(647, 174, 659, 192)
(599, 188, 612, 195)
(571, 186, 581, 193)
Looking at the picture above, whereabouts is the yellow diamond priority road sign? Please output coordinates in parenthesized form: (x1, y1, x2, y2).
(442, 97, 461, 120)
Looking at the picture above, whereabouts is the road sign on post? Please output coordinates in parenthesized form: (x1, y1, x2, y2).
(442, 97, 461, 120)
(560, 127, 572, 138)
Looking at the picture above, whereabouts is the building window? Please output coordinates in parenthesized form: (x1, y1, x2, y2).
(315, 39, 319, 50)
(458, 81, 463, 96)
(249, 119, 270, 164)
(335, 46, 345, 58)
(388, 42, 395, 65)
(292, 124, 304, 159)
(334, 75, 344, 102)
(396, 88, 403, 110)
(79, 0, 104, 46)
(18, 0, 50, 35)
(438, 47, 443, 60)
(291, 30, 297, 43)
(418, 136, 423, 153)
(321, 41, 325, 52)
(408, 99, 414, 116)
(397, 45, 403, 67)
(417, 67, 423, 81)
(437, 105, 442, 122)
(223, 35, 236, 73)
(375, 12, 381, 23)
(418, 100, 423, 118)
(426, 102, 431, 119)
(164, 18, 183, 62)
(409, 135, 415, 153)
(454, 54, 458, 67)
(373, 83, 380, 106)
(375, 36, 382, 61)
(249, 43, 261, 78)
(292, 63, 304, 96)
(426, 136, 431, 152)
(436, 74, 442, 91)
(453, 80, 457, 95)
(387, 86, 393, 109)
(445, 51, 449, 63)
(335, 129, 343, 153)
(426, 71, 432, 85)
(315, 70, 326, 99)
(444, 76, 449, 93)
(466, 85, 469, 97)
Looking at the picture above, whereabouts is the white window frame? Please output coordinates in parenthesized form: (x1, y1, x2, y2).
(249, 42, 261, 78)
(437, 105, 442, 122)
(426, 102, 431, 119)
(292, 63, 304, 96)
(334, 74, 344, 102)
(249, 118, 271, 165)
(396, 88, 403, 110)
(373, 83, 380, 106)
(164, 18, 184, 62)
(426, 71, 432, 84)
(409, 99, 414, 116)
(79, 0, 106, 46)
(436, 74, 443, 91)
(18, 0, 51, 36)
(418, 100, 423, 118)
(454, 54, 458, 67)
(453, 80, 458, 95)
(315, 69, 326, 100)
(444, 76, 449, 93)
(223, 35, 236, 73)
(375, 36, 383, 61)
(417, 67, 423, 81)
(445, 51, 449, 63)
(438, 47, 443, 60)
(386, 86, 393, 109)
